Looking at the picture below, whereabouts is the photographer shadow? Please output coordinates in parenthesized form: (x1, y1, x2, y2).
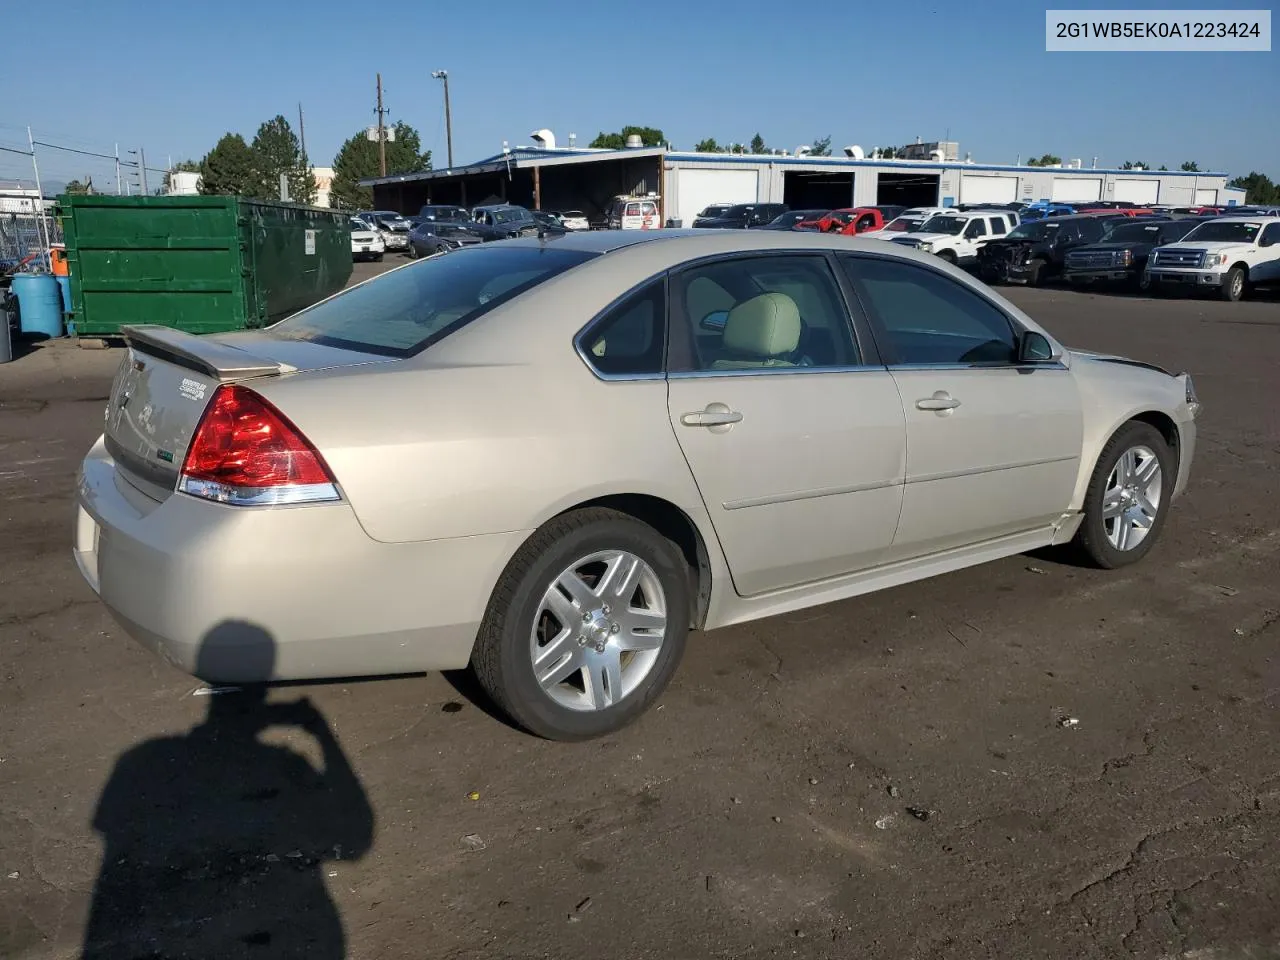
(82, 621, 374, 960)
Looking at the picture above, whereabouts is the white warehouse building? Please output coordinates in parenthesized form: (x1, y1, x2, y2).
(364, 140, 1245, 224)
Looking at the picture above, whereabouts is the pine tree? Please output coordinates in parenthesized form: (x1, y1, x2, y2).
(330, 122, 431, 210)
(199, 134, 256, 196)
(249, 116, 316, 204)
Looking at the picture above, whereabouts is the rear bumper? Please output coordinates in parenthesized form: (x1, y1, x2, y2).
(74, 437, 528, 683)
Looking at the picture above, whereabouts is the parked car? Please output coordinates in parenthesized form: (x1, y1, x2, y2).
(979, 214, 1123, 286)
(692, 203, 788, 229)
(693, 204, 736, 222)
(758, 209, 830, 231)
(559, 210, 591, 231)
(357, 210, 411, 252)
(471, 204, 544, 241)
(532, 210, 570, 233)
(1063, 218, 1206, 289)
(418, 204, 471, 224)
(1078, 207, 1157, 217)
(870, 215, 930, 239)
(76, 231, 1201, 740)
(408, 218, 485, 258)
(1146, 216, 1280, 301)
(349, 217, 385, 261)
(797, 208, 890, 235)
(889, 210, 1014, 264)
(607, 195, 663, 230)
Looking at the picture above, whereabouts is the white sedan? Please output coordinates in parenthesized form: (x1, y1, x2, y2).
(76, 230, 1199, 740)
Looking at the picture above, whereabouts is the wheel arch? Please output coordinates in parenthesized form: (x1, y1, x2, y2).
(1072, 407, 1183, 511)
(551, 493, 715, 630)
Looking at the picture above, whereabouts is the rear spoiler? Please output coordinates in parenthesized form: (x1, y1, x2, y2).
(121, 325, 296, 382)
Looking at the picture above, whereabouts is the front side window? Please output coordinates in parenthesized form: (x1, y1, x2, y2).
(270, 246, 596, 357)
(842, 256, 1019, 365)
(964, 219, 987, 239)
(579, 280, 666, 377)
(1259, 223, 1280, 245)
(670, 255, 860, 372)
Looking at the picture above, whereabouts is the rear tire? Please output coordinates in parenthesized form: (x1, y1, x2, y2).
(1073, 421, 1174, 569)
(374, 252, 384, 262)
(471, 508, 692, 741)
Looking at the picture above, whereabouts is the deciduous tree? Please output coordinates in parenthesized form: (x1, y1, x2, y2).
(589, 126, 665, 149)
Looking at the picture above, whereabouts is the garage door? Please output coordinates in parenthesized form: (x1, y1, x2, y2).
(1052, 177, 1103, 203)
(1195, 188, 1218, 205)
(675, 168, 759, 228)
(1161, 183, 1194, 206)
(1114, 178, 1159, 204)
(960, 174, 1018, 204)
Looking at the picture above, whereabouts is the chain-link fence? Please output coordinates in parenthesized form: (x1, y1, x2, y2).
(0, 211, 62, 269)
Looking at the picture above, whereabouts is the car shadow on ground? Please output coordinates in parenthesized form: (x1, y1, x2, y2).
(81, 621, 374, 960)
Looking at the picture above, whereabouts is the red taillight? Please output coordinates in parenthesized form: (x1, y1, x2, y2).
(179, 384, 339, 506)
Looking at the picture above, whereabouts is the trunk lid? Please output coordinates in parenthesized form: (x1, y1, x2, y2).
(104, 324, 389, 501)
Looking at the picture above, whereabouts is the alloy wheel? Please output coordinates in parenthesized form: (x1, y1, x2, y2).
(530, 550, 667, 711)
(1102, 445, 1163, 551)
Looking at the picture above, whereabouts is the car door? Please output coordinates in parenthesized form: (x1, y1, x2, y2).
(665, 253, 907, 597)
(1254, 223, 1280, 281)
(958, 217, 987, 259)
(841, 254, 1083, 561)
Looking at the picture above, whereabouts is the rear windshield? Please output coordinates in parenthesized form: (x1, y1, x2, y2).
(269, 246, 597, 358)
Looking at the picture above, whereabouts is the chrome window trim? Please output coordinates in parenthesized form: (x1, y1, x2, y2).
(668, 364, 887, 380)
(573, 274, 669, 382)
(885, 360, 1068, 373)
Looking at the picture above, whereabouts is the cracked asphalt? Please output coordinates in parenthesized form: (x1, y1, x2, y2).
(2, 264, 1278, 959)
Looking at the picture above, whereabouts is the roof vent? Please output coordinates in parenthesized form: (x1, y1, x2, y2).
(795, 145, 812, 158)
(625, 134, 643, 149)
(530, 129, 556, 149)
(842, 144, 865, 159)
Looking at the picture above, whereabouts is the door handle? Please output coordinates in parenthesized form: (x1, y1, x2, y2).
(681, 404, 743, 427)
(916, 391, 961, 412)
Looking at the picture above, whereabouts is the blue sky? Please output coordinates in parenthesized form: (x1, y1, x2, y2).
(2, 0, 1275, 190)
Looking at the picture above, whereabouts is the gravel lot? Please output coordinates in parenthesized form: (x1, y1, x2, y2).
(2, 258, 1278, 960)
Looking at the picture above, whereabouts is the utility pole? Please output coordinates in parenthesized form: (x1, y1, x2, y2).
(298, 101, 308, 168)
(431, 70, 453, 168)
(114, 144, 122, 195)
(376, 73, 387, 176)
(27, 126, 49, 258)
(139, 147, 149, 195)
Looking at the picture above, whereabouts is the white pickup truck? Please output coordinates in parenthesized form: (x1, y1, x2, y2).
(1146, 216, 1280, 301)
(887, 210, 1014, 264)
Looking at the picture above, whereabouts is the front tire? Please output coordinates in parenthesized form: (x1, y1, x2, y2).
(1024, 258, 1045, 287)
(937, 250, 957, 265)
(1073, 421, 1174, 569)
(471, 508, 692, 740)
(1220, 266, 1245, 302)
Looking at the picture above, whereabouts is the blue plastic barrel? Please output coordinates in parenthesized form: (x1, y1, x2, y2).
(11, 273, 64, 338)
(56, 275, 72, 314)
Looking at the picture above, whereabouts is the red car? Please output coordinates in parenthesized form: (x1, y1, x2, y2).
(794, 207, 891, 235)
(1078, 207, 1157, 217)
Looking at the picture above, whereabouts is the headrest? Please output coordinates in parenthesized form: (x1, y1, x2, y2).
(722, 293, 801, 357)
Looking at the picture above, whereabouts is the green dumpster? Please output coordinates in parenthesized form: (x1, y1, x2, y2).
(59, 194, 353, 337)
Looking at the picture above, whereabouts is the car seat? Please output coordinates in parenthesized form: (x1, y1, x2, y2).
(708, 293, 803, 369)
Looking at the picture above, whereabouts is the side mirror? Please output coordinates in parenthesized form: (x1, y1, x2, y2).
(700, 310, 729, 332)
(1019, 331, 1059, 363)
(1260, 236, 1275, 248)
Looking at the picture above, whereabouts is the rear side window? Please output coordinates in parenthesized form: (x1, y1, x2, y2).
(271, 246, 596, 358)
(579, 279, 666, 377)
